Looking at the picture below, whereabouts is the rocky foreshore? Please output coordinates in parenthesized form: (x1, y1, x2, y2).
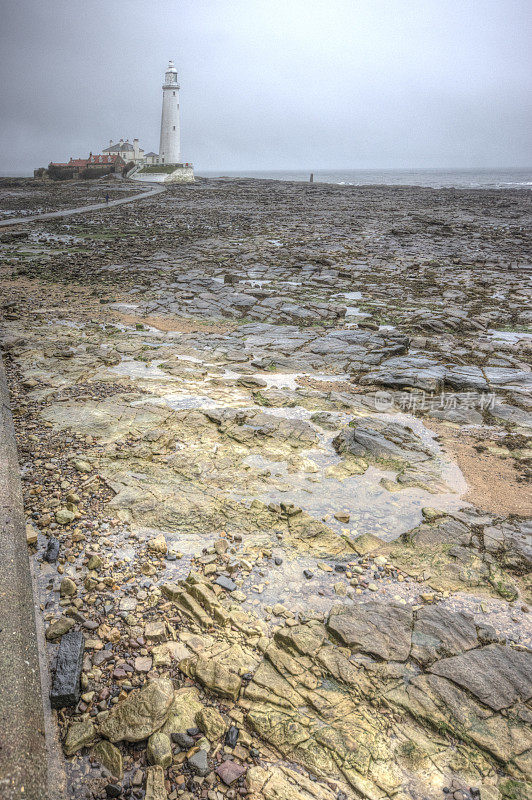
(0, 176, 531, 800)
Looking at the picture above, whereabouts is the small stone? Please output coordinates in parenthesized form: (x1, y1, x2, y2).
(147, 731, 172, 768)
(148, 534, 167, 554)
(145, 620, 166, 642)
(145, 765, 167, 800)
(26, 523, 38, 545)
(63, 719, 96, 755)
(93, 740, 123, 780)
(303, 570, 313, 579)
(187, 749, 210, 776)
(135, 656, 153, 673)
(132, 769, 144, 787)
(73, 459, 92, 473)
(367, 582, 378, 592)
(215, 760, 246, 785)
(334, 511, 350, 523)
(99, 677, 174, 742)
(215, 575, 237, 592)
(44, 536, 60, 562)
(171, 732, 194, 749)
(225, 725, 239, 748)
(87, 554, 103, 570)
(60, 577, 77, 597)
(55, 508, 76, 525)
(46, 616, 75, 640)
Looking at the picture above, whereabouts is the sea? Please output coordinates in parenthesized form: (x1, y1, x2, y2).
(198, 168, 532, 189)
(3, 167, 531, 189)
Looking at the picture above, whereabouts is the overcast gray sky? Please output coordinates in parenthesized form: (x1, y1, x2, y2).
(1, 0, 530, 174)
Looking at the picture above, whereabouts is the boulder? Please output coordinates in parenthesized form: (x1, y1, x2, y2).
(194, 655, 242, 701)
(196, 706, 226, 740)
(99, 677, 174, 742)
(159, 686, 204, 738)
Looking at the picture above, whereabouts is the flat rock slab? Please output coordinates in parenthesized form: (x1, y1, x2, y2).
(411, 606, 479, 666)
(215, 575, 237, 592)
(50, 630, 84, 708)
(429, 644, 532, 711)
(327, 601, 413, 661)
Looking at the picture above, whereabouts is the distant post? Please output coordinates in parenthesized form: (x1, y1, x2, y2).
(310, 173, 314, 183)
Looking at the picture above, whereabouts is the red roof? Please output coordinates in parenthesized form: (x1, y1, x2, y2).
(48, 158, 88, 167)
(87, 154, 122, 164)
(49, 153, 124, 168)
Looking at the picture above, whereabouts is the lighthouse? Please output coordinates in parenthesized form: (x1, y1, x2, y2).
(159, 61, 181, 165)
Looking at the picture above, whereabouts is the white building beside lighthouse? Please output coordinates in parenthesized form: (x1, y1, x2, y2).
(159, 60, 181, 165)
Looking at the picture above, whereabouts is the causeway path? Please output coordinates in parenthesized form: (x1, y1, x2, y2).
(0, 184, 165, 227)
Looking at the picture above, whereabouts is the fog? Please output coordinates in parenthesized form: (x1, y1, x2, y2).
(0, 0, 530, 174)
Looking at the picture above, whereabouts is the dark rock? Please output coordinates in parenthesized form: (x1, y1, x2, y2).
(225, 724, 239, 748)
(303, 570, 314, 579)
(44, 536, 60, 563)
(105, 785, 121, 798)
(187, 748, 210, 776)
(50, 630, 84, 708)
(171, 732, 194, 748)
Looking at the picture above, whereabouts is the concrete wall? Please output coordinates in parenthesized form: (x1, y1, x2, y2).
(164, 164, 194, 183)
(0, 353, 50, 799)
(131, 165, 194, 184)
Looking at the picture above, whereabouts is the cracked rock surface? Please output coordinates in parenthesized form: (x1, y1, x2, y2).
(0, 176, 530, 800)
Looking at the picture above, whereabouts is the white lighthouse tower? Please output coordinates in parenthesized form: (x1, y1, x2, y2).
(159, 61, 181, 165)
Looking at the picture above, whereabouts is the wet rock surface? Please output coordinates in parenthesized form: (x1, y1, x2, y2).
(0, 176, 531, 799)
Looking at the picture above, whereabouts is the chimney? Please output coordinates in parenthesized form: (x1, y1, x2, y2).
(109, 139, 113, 146)
(133, 138, 139, 160)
